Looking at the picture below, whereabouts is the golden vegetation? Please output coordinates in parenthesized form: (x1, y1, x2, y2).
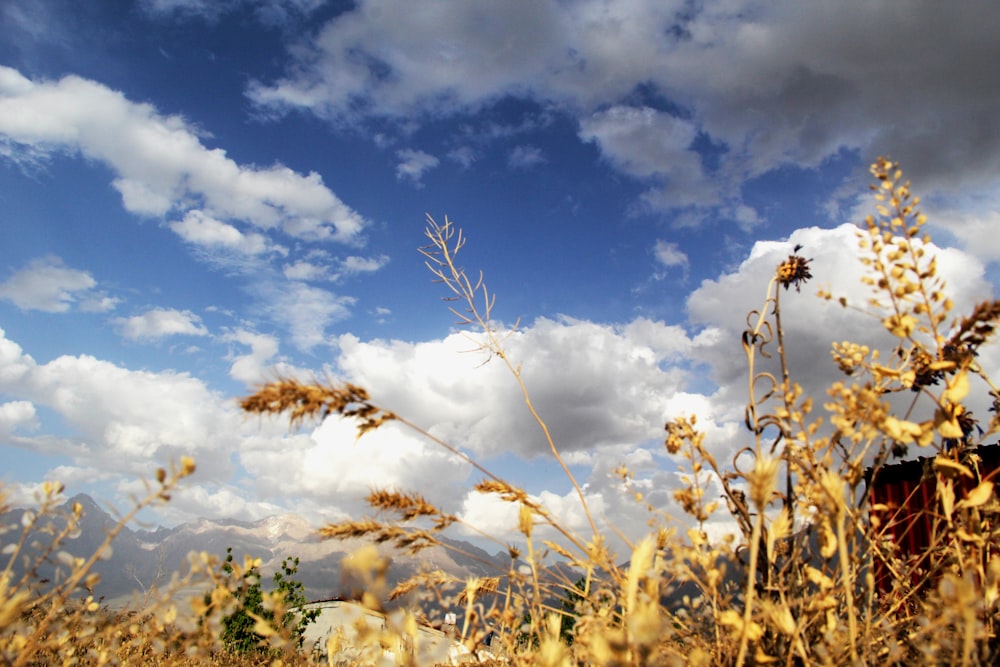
(3, 158, 1000, 665)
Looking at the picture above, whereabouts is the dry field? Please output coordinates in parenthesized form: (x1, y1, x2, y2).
(3, 159, 999, 666)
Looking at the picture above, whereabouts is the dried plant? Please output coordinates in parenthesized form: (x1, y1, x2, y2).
(5, 158, 1000, 665)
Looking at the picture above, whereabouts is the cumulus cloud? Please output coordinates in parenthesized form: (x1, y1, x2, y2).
(332, 316, 693, 459)
(224, 328, 313, 385)
(395, 149, 439, 185)
(0, 399, 37, 435)
(114, 308, 209, 341)
(0, 66, 368, 243)
(922, 206, 1000, 264)
(0, 327, 239, 479)
(686, 223, 996, 443)
(0, 322, 468, 524)
(169, 210, 274, 256)
(1, 222, 993, 537)
(322, 223, 993, 544)
(338, 254, 389, 278)
(580, 106, 719, 209)
(246, 0, 1000, 244)
(653, 240, 689, 277)
(283, 260, 329, 282)
(455, 442, 675, 551)
(0, 256, 112, 313)
(241, 417, 472, 515)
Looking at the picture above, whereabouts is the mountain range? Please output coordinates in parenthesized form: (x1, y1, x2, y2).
(1, 494, 515, 609)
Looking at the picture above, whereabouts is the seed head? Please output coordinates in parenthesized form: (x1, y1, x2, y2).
(776, 254, 813, 292)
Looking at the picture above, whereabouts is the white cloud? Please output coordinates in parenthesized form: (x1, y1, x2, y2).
(261, 281, 355, 351)
(0, 222, 993, 537)
(338, 254, 389, 277)
(0, 327, 240, 479)
(224, 328, 313, 385)
(653, 240, 688, 274)
(333, 316, 692, 459)
(0, 256, 107, 313)
(169, 210, 273, 256)
(283, 260, 330, 281)
(0, 66, 368, 243)
(241, 417, 472, 514)
(686, 224, 995, 446)
(245, 0, 1000, 244)
(395, 149, 439, 185)
(580, 106, 719, 210)
(508, 145, 545, 169)
(0, 400, 37, 434)
(923, 204, 1000, 264)
(114, 308, 209, 341)
(129, 479, 288, 525)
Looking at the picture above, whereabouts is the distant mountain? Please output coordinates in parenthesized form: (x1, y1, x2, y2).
(0, 494, 515, 608)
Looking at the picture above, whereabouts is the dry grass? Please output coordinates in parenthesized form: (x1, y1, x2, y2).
(3, 158, 1000, 665)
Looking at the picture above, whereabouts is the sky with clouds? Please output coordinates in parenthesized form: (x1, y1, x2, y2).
(1, 0, 999, 556)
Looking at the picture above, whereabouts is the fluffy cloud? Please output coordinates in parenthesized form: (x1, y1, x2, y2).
(395, 149, 439, 185)
(319, 223, 993, 544)
(0, 256, 116, 313)
(0, 327, 240, 480)
(169, 210, 274, 257)
(1, 222, 994, 539)
(338, 255, 389, 277)
(686, 223, 996, 446)
(283, 260, 329, 282)
(332, 316, 693, 459)
(653, 240, 688, 276)
(579, 106, 719, 209)
(241, 417, 472, 516)
(247, 0, 1000, 244)
(0, 66, 368, 243)
(114, 308, 209, 341)
(0, 400, 37, 435)
(224, 328, 313, 385)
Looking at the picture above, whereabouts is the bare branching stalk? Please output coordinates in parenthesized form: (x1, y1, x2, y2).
(8, 158, 984, 665)
(419, 214, 600, 541)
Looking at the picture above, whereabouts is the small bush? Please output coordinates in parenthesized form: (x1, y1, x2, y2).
(217, 547, 319, 654)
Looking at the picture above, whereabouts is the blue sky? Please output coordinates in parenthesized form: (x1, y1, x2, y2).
(1, 0, 999, 550)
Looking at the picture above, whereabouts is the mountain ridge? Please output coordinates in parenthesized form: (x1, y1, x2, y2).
(1, 493, 513, 608)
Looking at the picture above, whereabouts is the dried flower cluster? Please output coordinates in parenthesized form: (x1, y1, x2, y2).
(4, 159, 1000, 665)
(776, 253, 813, 292)
(240, 378, 396, 435)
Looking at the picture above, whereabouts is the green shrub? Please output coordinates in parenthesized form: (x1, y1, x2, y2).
(217, 547, 318, 654)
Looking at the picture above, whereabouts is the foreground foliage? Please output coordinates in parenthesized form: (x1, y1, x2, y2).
(219, 548, 319, 655)
(0, 462, 319, 665)
(242, 159, 1000, 665)
(1, 159, 998, 665)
